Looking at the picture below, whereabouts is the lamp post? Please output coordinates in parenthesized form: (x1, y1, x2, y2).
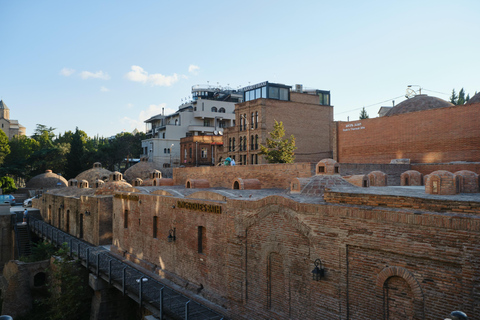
(170, 143, 174, 167)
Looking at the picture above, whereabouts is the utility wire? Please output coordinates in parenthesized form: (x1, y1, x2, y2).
(335, 95, 405, 115)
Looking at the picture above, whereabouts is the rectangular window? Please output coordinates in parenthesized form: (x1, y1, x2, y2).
(269, 87, 279, 99)
(204, 119, 210, 127)
(255, 88, 261, 100)
(279, 88, 289, 101)
(198, 226, 205, 254)
(201, 147, 207, 158)
(153, 216, 158, 238)
(189, 147, 192, 158)
(124, 210, 128, 228)
(261, 86, 267, 98)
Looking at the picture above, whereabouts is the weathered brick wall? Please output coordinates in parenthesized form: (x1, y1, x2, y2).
(339, 163, 410, 186)
(411, 163, 480, 175)
(111, 192, 480, 319)
(324, 191, 480, 214)
(173, 162, 316, 189)
(38, 193, 113, 246)
(336, 103, 480, 164)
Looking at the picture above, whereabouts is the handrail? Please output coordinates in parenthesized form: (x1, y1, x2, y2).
(28, 217, 225, 320)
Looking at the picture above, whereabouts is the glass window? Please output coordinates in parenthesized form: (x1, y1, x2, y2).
(269, 87, 279, 99)
(255, 88, 261, 99)
(279, 88, 289, 101)
(251, 112, 254, 129)
(232, 138, 235, 151)
(204, 119, 210, 126)
(219, 107, 225, 113)
(211, 107, 217, 112)
(262, 86, 267, 98)
(255, 112, 258, 128)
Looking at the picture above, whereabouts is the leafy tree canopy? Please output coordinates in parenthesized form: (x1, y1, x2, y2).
(259, 120, 296, 163)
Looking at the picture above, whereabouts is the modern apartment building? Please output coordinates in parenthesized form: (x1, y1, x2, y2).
(141, 85, 242, 167)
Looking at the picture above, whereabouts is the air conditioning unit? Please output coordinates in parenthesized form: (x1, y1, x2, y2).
(295, 84, 303, 93)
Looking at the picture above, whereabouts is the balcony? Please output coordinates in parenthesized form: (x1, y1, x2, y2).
(187, 125, 215, 133)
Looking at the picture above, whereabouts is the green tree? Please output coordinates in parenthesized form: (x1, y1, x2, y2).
(359, 107, 369, 119)
(259, 120, 296, 163)
(65, 128, 88, 179)
(45, 244, 91, 320)
(450, 89, 458, 104)
(457, 88, 466, 105)
(0, 129, 11, 166)
(0, 176, 17, 194)
(1, 135, 39, 180)
(30, 124, 70, 177)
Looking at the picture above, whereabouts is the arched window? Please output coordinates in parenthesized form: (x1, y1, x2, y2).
(255, 112, 258, 128)
(229, 138, 232, 152)
(211, 106, 217, 112)
(232, 138, 236, 151)
(219, 107, 225, 113)
(239, 116, 243, 131)
(251, 135, 254, 150)
(255, 135, 258, 149)
(243, 136, 247, 151)
(243, 114, 247, 130)
(251, 112, 254, 129)
(239, 137, 243, 151)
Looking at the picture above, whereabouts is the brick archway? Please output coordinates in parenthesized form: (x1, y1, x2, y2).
(376, 266, 425, 319)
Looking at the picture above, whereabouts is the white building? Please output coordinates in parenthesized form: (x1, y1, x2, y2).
(141, 85, 242, 167)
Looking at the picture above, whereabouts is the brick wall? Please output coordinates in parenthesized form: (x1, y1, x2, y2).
(339, 163, 410, 186)
(173, 162, 316, 189)
(111, 192, 480, 319)
(336, 103, 480, 164)
(324, 190, 480, 214)
(219, 98, 333, 165)
(411, 163, 480, 175)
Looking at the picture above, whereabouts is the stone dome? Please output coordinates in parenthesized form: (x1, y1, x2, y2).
(466, 92, 480, 105)
(385, 95, 453, 116)
(123, 159, 163, 183)
(75, 163, 112, 186)
(26, 170, 68, 189)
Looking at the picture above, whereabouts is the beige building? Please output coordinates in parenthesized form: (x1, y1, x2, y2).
(0, 100, 26, 139)
(219, 82, 333, 165)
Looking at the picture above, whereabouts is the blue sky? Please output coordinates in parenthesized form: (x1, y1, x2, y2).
(1, 0, 479, 137)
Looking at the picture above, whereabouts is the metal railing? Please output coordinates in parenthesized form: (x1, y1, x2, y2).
(29, 217, 225, 320)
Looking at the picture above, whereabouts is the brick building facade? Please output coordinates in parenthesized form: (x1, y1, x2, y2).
(110, 181, 480, 319)
(219, 82, 333, 165)
(334, 100, 480, 164)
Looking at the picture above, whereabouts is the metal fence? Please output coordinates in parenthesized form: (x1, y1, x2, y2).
(28, 217, 225, 320)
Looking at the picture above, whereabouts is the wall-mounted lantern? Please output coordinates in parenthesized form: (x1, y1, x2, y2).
(312, 258, 325, 281)
(168, 228, 176, 242)
(85, 211, 91, 216)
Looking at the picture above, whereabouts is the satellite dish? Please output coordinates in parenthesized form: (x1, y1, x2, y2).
(214, 130, 218, 135)
(219, 131, 223, 135)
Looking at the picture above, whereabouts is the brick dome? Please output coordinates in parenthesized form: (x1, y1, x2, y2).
(75, 163, 111, 186)
(123, 160, 163, 183)
(26, 170, 68, 189)
(385, 95, 453, 116)
(94, 172, 135, 195)
(466, 92, 480, 105)
(316, 159, 340, 175)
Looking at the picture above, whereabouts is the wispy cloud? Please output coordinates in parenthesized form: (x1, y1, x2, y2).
(59, 68, 75, 76)
(121, 103, 175, 131)
(80, 70, 110, 80)
(188, 64, 200, 75)
(124, 66, 179, 87)
(100, 86, 110, 92)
